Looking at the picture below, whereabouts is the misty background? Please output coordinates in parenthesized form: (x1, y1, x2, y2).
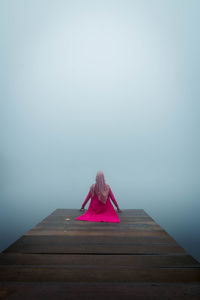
(1, 0, 200, 262)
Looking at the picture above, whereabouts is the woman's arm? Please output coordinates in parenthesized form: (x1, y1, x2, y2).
(109, 186, 121, 210)
(81, 189, 91, 209)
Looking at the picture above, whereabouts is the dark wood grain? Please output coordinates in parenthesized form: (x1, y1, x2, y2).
(0, 283, 200, 300)
(0, 209, 200, 299)
(0, 253, 198, 267)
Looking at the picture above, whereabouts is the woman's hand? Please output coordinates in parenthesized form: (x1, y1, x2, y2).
(117, 207, 122, 213)
(80, 208, 85, 212)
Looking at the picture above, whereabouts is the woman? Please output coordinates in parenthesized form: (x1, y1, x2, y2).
(76, 171, 122, 223)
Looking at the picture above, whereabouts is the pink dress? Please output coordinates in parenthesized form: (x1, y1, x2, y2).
(76, 186, 120, 223)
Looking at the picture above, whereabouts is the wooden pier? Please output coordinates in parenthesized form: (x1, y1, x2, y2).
(0, 209, 200, 299)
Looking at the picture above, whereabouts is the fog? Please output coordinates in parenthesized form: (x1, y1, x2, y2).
(1, 0, 200, 262)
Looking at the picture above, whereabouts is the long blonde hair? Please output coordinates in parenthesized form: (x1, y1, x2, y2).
(90, 171, 109, 204)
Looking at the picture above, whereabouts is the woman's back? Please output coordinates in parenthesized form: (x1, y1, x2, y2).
(76, 171, 122, 223)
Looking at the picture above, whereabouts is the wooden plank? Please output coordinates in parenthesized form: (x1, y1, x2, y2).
(29, 221, 161, 227)
(3, 236, 186, 255)
(0, 283, 199, 300)
(26, 226, 166, 232)
(24, 230, 174, 237)
(28, 225, 165, 231)
(0, 209, 199, 300)
(0, 253, 198, 267)
(21, 236, 178, 244)
(38, 218, 155, 224)
(0, 265, 200, 283)
(2, 245, 186, 255)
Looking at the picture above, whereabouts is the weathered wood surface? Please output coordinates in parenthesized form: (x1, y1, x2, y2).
(0, 209, 200, 299)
